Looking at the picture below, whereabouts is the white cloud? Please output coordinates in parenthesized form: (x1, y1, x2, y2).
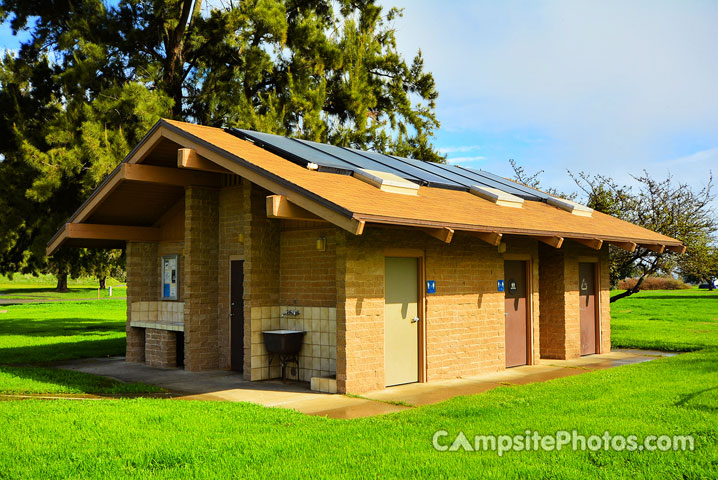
(383, 0, 718, 187)
(445, 155, 486, 165)
(438, 145, 481, 154)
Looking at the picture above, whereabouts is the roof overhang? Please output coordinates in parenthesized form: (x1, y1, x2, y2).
(48, 118, 686, 256)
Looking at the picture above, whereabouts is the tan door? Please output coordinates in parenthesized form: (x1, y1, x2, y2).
(385, 257, 419, 386)
(504, 260, 529, 367)
(579, 262, 597, 355)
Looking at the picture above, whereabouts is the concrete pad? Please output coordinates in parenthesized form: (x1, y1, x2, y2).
(54, 349, 671, 419)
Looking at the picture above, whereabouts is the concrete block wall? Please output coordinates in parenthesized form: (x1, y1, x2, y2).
(217, 186, 245, 369)
(126, 242, 159, 363)
(183, 186, 220, 371)
(336, 229, 540, 394)
(279, 228, 337, 307)
(242, 181, 280, 379)
(538, 241, 611, 359)
(145, 328, 178, 368)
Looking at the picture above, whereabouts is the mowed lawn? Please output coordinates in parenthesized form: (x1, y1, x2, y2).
(0, 289, 715, 478)
(0, 299, 159, 394)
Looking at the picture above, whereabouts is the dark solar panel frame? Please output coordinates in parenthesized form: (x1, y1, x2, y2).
(229, 127, 550, 201)
(344, 148, 466, 190)
(295, 140, 425, 185)
(459, 166, 552, 201)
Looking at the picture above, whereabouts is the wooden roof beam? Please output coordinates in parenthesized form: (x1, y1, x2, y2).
(640, 243, 666, 254)
(573, 238, 603, 250)
(665, 244, 687, 254)
(607, 241, 637, 252)
(266, 195, 326, 222)
(122, 163, 221, 188)
(469, 231, 503, 246)
(178, 148, 232, 174)
(47, 223, 161, 256)
(534, 235, 564, 248)
(422, 227, 454, 243)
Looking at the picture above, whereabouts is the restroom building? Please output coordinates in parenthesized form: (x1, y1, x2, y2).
(47, 119, 684, 394)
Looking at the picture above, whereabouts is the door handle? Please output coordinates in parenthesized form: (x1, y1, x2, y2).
(412, 317, 420, 323)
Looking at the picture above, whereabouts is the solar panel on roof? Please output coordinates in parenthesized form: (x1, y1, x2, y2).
(461, 167, 552, 201)
(345, 148, 466, 190)
(295, 139, 424, 185)
(232, 129, 353, 172)
(441, 165, 543, 200)
(227, 127, 551, 202)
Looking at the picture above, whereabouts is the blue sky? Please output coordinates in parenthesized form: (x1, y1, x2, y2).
(3, 1, 718, 196)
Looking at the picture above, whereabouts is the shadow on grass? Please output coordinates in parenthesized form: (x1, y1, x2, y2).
(674, 386, 718, 413)
(0, 365, 162, 395)
(0, 338, 126, 365)
(623, 294, 718, 301)
(0, 317, 124, 337)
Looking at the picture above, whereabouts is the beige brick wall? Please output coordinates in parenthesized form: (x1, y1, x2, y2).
(538, 241, 611, 359)
(242, 181, 280, 379)
(183, 186, 220, 371)
(217, 185, 245, 369)
(145, 328, 178, 368)
(336, 229, 541, 394)
(279, 228, 337, 307)
(125, 242, 159, 363)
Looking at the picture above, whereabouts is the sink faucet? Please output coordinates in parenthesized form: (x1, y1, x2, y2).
(282, 309, 300, 317)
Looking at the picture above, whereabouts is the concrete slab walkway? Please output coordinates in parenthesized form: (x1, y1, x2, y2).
(55, 349, 673, 419)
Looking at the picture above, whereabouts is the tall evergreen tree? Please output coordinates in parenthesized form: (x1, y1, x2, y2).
(0, 0, 442, 286)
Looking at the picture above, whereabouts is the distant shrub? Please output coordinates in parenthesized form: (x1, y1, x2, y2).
(618, 277, 692, 291)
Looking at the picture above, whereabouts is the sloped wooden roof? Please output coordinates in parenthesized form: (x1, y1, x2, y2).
(47, 118, 682, 255)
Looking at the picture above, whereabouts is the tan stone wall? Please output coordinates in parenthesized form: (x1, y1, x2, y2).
(183, 186, 220, 371)
(242, 181, 280, 379)
(145, 328, 178, 368)
(538, 241, 611, 359)
(217, 186, 245, 369)
(336, 229, 540, 394)
(279, 228, 337, 307)
(125, 242, 159, 363)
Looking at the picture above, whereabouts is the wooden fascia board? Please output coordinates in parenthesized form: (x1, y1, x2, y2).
(266, 195, 325, 222)
(158, 124, 364, 235)
(46, 224, 70, 256)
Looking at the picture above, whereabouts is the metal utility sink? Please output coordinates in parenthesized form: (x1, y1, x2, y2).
(262, 330, 306, 381)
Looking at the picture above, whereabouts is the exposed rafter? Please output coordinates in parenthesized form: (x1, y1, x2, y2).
(422, 227, 454, 243)
(534, 236, 564, 248)
(665, 244, 687, 254)
(266, 195, 325, 222)
(469, 231, 503, 246)
(641, 244, 666, 254)
(178, 148, 231, 174)
(573, 238, 603, 250)
(607, 241, 637, 252)
(47, 223, 161, 256)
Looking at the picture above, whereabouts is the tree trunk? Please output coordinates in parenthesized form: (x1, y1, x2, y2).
(99, 276, 106, 290)
(610, 275, 648, 303)
(55, 273, 69, 292)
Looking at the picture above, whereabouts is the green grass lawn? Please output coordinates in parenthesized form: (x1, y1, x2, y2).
(611, 288, 718, 351)
(0, 287, 715, 478)
(0, 299, 158, 394)
(0, 273, 126, 300)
